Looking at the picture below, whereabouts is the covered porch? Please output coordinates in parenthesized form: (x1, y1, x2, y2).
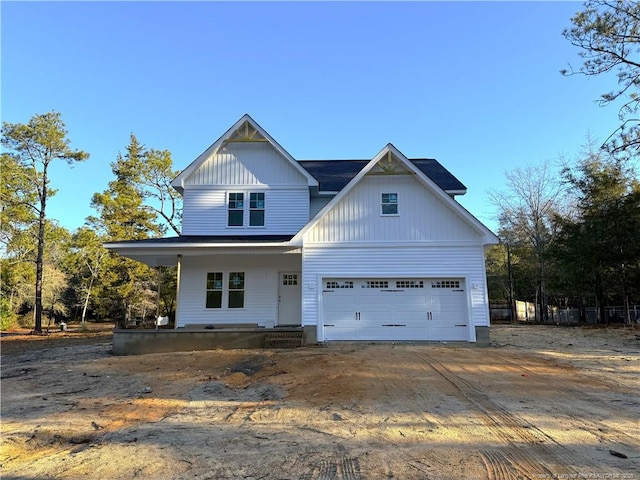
(104, 235, 305, 331)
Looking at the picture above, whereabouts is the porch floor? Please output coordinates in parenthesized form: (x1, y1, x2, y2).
(112, 326, 306, 355)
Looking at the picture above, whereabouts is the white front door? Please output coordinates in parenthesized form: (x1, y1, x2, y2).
(278, 272, 302, 326)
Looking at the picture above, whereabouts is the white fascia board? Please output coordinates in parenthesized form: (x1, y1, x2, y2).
(171, 114, 318, 193)
(303, 240, 485, 248)
(104, 241, 295, 250)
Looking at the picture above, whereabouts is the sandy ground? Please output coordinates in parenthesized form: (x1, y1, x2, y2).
(1, 324, 638, 480)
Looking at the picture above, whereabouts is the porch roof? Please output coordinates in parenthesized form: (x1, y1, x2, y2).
(104, 235, 299, 267)
(105, 235, 294, 246)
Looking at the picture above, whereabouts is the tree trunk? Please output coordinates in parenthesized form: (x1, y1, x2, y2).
(595, 270, 605, 324)
(81, 274, 95, 325)
(506, 243, 516, 324)
(33, 167, 48, 333)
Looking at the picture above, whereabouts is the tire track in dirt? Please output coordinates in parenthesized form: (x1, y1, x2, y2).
(415, 351, 588, 480)
(301, 456, 362, 480)
(496, 356, 640, 452)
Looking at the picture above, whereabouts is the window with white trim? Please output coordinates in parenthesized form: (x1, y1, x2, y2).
(326, 281, 353, 289)
(228, 193, 244, 226)
(249, 192, 265, 227)
(205, 272, 223, 308)
(381, 193, 398, 215)
(228, 272, 245, 308)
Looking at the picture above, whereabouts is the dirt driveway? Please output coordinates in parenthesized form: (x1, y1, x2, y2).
(1, 325, 639, 480)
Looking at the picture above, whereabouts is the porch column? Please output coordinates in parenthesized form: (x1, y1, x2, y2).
(175, 255, 182, 329)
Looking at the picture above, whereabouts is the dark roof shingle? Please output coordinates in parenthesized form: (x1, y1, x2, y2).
(298, 159, 466, 193)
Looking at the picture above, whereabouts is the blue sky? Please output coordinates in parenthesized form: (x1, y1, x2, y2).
(1, 1, 621, 234)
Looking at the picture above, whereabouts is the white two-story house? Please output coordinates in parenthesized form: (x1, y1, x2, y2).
(106, 114, 499, 345)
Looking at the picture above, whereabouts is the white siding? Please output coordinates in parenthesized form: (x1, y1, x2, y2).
(185, 142, 308, 186)
(309, 196, 333, 219)
(306, 175, 482, 243)
(177, 254, 301, 328)
(181, 186, 309, 235)
(301, 246, 490, 335)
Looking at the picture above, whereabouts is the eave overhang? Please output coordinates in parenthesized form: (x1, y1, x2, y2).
(104, 235, 300, 267)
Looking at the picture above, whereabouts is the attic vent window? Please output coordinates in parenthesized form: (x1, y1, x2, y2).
(381, 193, 398, 215)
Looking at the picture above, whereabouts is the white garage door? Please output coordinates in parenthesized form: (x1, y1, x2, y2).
(322, 278, 468, 341)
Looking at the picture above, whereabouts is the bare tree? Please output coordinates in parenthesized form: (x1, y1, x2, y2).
(490, 161, 564, 322)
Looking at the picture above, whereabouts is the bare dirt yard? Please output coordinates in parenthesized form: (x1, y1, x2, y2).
(1, 324, 639, 480)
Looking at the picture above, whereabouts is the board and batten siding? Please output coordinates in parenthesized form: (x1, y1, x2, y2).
(180, 141, 311, 235)
(306, 175, 481, 243)
(181, 186, 309, 235)
(185, 142, 308, 186)
(177, 254, 301, 328)
(301, 246, 491, 336)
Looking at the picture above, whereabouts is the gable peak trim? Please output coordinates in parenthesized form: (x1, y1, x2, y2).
(171, 114, 318, 193)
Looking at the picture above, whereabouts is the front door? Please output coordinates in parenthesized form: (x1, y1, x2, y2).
(278, 272, 302, 326)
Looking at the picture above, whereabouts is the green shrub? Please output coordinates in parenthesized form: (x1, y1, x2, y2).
(0, 297, 18, 331)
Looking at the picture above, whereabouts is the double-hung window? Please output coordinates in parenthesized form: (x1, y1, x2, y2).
(206, 272, 223, 308)
(228, 193, 244, 226)
(249, 193, 265, 227)
(228, 272, 245, 308)
(228, 192, 265, 227)
(205, 272, 245, 309)
(381, 193, 398, 215)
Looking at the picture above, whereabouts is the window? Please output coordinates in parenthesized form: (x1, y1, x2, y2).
(228, 193, 244, 226)
(249, 192, 265, 227)
(282, 274, 298, 286)
(206, 272, 223, 308)
(228, 272, 245, 308)
(431, 280, 461, 289)
(381, 193, 398, 215)
(326, 280, 353, 289)
(396, 280, 424, 289)
(363, 280, 389, 289)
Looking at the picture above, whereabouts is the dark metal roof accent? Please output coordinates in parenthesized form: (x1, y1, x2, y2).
(105, 235, 295, 246)
(298, 159, 466, 193)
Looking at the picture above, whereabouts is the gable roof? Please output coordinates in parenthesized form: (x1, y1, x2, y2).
(171, 114, 318, 193)
(292, 144, 498, 245)
(298, 158, 467, 194)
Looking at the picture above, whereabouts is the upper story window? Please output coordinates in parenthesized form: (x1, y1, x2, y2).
(381, 193, 398, 215)
(249, 192, 265, 227)
(228, 193, 244, 226)
(227, 192, 265, 228)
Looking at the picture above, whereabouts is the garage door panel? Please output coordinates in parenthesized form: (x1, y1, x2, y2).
(323, 278, 468, 341)
(355, 327, 428, 341)
(324, 326, 357, 340)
